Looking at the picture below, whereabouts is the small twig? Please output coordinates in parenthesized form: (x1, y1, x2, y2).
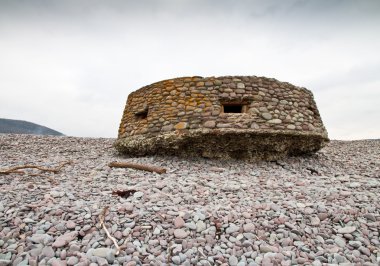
(109, 161, 167, 174)
(117, 225, 133, 251)
(0, 161, 72, 175)
(99, 206, 121, 255)
(167, 242, 175, 264)
(140, 225, 152, 229)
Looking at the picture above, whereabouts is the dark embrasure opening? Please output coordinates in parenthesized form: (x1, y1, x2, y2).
(135, 110, 148, 120)
(223, 104, 244, 113)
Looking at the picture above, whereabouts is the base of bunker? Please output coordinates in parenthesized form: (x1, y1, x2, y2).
(115, 129, 328, 161)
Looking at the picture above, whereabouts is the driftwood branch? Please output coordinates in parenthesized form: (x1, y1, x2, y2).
(0, 161, 72, 175)
(99, 206, 121, 255)
(109, 161, 167, 174)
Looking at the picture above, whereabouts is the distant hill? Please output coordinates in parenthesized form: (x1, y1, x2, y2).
(0, 118, 64, 136)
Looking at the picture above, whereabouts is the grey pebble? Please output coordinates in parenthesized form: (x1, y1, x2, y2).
(125, 221, 136, 229)
(133, 191, 144, 198)
(185, 222, 196, 230)
(334, 236, 346, 248)
(23, 218, 35, 223)
(82, 224, 91, 231)
(42, 246, 55, 258)
(67, 256, 79, 265)
(196, 220, 206, 232)
(229, 255, 238, 266)
(172, 255, 181, 265)
(226, 224, 240, 234)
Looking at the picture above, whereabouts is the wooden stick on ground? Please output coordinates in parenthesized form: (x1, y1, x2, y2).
(99, 206, 121, 255)
(0, 161, 72, 175)
(108, 161, 167, 174)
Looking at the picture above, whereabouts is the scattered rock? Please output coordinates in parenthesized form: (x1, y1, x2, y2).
(67, 256, 79, 265)
(0, 135, 379, 266)
(310, 216, 320, 226)
(363, 213, 376, 222)
(243, 223, 255, 232)
(23, 218, 35, 223)
(318, 213, 329, 221)
(229, 255, 238, 266)
(196, 220, 206, 232)
(174, 217, 185, 228)
(66, 220, 76, 229)
(29, 234, 53, 245)
(125, 203, 134, 212)
(52, 231, 78, 248)
(222, 182, 241, 192)
(42, 246, 55, 258)
(173, 229, 188, 239)
(338, 226, 356, 234)
(334, 236, 346, 248)
(133, 191, 144, 198)
(226, 224, 240, 234)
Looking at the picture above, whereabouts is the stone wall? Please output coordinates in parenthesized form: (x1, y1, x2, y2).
(116, 76, 329, 160)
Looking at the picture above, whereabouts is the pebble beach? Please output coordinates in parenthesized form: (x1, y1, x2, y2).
(0, 134, 379, 265)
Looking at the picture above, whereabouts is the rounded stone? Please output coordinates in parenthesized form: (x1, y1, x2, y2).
(196, 221, 206, 232)
(173, 229, 188, 239)
(67, 256, 79, 265)
(229, 255, 238, 266)
(243, 223, 255, 233)
(203, 121, 216, 128)
(237, 83, 245, 89)
(226, 224, 240, 234)
(338, 226, 356, 234)
(261, 113, 272, 120)
(174, 122, 188, 130)
(66, 221, 76, 229)
(125, 203, 134, 212)
(267, 119, 282, 124)
(174, 217, 185, 228)
(133, 191, 144, 199)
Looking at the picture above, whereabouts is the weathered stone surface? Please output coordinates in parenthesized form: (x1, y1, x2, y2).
(262, 112, 272, 120)
(173, 229, 188, 238)
(52, 231, 78, 248)
(267, 119, 282, 124)
(174, 122, 188, 130)
(115, 75, 329, 160)
(237, 83, 245, 89)
(116, 129, 327, 161)
(161, 125, 173, 132)
(338, 226, 356, 234)
(203, 121, 216, 128)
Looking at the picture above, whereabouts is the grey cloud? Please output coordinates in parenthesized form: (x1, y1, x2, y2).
(309, 62, 380, 90)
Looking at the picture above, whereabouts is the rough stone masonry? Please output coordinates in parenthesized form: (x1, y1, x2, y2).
(115, 76, 329, 160)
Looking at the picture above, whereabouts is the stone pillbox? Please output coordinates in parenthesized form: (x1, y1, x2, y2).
(115, 76, 329, 160)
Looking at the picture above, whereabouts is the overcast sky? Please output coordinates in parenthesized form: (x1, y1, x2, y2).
(1, 0, 379, 140)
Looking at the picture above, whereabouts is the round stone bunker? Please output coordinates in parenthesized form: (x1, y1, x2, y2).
(115, 75, 329, 160)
